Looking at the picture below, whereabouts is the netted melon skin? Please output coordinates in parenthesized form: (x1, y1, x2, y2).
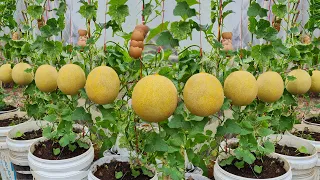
(132, 75, 178, 122)
(257, 71, 284, 103)
(57, 64, 86, 95)
(183, 73, 224, 117)
(286, 69, 311, 95)
(224, 71, 258, 106)
(85, 66, 120, 105)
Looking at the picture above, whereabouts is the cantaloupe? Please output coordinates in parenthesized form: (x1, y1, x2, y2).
(0, 64, 13, 83)
(286, 69, 311, 95)
(132, 74, 178, 122)
(85, 66, 120, 105)
(224, 71, 258, 106)
(257, 71, 284, 103)
(35, 65, 58, 93)
(310, 70, 320, 93)
(12, 63, 33, 85)
(57, 64, 86, 95)
(183, 72, 224, 117)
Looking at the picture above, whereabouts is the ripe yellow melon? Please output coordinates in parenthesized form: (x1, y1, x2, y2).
(35, 65, 58, 93)
(183, 73, 224, 116)
(0, 64, 13, 83)
(132, 74, 178, 122)
(57, 64, 86, 95)
(224, 71, 258, 106)
(257, 71, 284, 103)
(12, 63, 33, 85)
(85, 66, 120, 105)
(286, 69, 311, 95)
(310, 70, 320, 93)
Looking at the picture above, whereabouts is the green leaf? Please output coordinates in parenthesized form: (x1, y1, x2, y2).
(235, 161, 244, 169)
(254, 165, 263, 174)
(59, 133, 76, 147)
(170, 21, 192, 40)
(77, 140, 89, 149)
(109, 4, 129, 24)
(272, 4, 287, 18)
(173, 2, 196, 20)
(144, 133, 168, 152)
(42, 126, 53, 139)
(216, 119, 242, 136)
(146, 22, 169, 42)
(219, 156, 235, 166)
(167, 132, 185, 147)
(298, 146, 308, 154)
(257, 116, 271, 121)
(142, 3, 153, 16)
(71, 107, 91, 121)
(316, 104, 320, 108)
(43, 114, 57, 122)
(115, 171, 123, 179)
(109, 0, 128, 5)
(68, 144, 77, 152)
(258, 128, 274, 137)
(263, 141, 275, 154)
(234, 148, 256, 164)
(15, 131, 23, 138)
(247, 2, 267, 17)
(56, 2, 67, 16)
(132, 169, 141, 178)
(287, 75, 297, 81)
(221, 98, 231, 110)
(156, 31, 179, 47)
(176, 0, 199, 6)
(53, 148, 60, 155)
(79, 2, 97, 20)
(27, 5, 43, 19)
(43, 41, 63, 57)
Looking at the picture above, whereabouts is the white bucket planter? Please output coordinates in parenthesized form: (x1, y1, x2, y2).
(185, 173, 210, 180)
(6, 121, 48, 179)
(214, 153, 292, 180)
(28, 137, 94, 180)
(0, 107, 18, 115)
(268, 134, 318, 180)
(88, 155, 158, 180)
(286, 124, 320, 180)
(301, 117, 320, 127)
(0, 111, 28, 180)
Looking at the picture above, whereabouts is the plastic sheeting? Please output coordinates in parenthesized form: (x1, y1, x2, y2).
(12, 0, 317, 51)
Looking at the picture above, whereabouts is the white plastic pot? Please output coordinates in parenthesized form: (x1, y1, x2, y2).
(0, 111, 28, 180)
(0, 107, 18, 115)
(88, 155, 158, 180)
(185, 173, 210, 180)
(286, 124, 320, 180)
(268, 134, 318, 180)
(214, 153, 292, 180)
(6, 121, 48, 178)
(28, 137, 94, 180)
(0, 111, 27, 149)
(301, 117, 320, 127)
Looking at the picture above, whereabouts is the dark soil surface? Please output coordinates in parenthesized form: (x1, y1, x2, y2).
(275, 144, 310, 157)
(293, 130, 320, 141)
(222, 156, 286, 179)
(0, 115, 28, 127)
(305, 117, 320, 124)
(0, 105, 16, 111)
(33, 139, 88, 160)
(93, 160, 152, 180)
(13, 129, 42, 140)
